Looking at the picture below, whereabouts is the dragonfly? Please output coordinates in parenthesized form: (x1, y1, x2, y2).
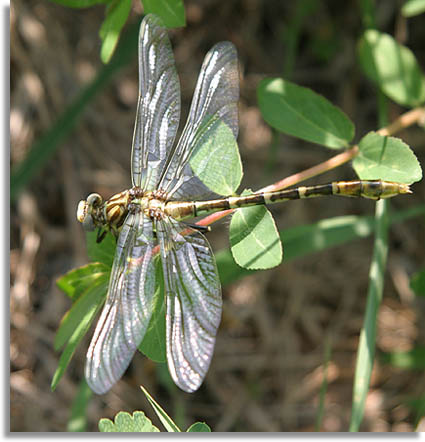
(77, 14, 411, 394)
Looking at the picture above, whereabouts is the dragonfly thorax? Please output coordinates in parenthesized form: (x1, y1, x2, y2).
(131, 190, 167, 220)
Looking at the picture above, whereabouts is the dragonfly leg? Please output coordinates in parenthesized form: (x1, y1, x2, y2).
(96, 228, 107, 243)
(183, 222, 211, 233)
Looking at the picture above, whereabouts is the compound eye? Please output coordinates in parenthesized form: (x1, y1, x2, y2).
(87, 193, 103, 208)
(77, 200, 88, 223)
(82, 214, 95, 231)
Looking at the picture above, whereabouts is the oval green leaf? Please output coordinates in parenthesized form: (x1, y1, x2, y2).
(230, 195, 282, 270)
(401, 0, 425, 17)
(143, 0, 186, 28)
(190, 119, 243, 195)
(354, 132, 422, 183)
(258, 78, 354, 149)
(187, 422, 211, 432)
(358, 30, 425, 107)
(218, 205, 425, 286)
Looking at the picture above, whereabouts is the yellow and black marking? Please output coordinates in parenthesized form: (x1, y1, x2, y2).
(164, 180, 411, 221)
(79, 180, 411, 236)
(103, 190, 132, 228)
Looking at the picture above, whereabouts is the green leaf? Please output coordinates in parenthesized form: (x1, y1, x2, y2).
(86, 231, 116, 267)
(47, 0, 108, 7)
(99, 0, 132, 63)
(190, 119, 243, 195)
(380, 347, 425, 370)
(140, 385, 181, 432)
(67, 380, 92, 432)
(354, 132, 422, 183)
(56, 262, 109, 301)
(54, 275, 108, 351)
(138, 257, 166, 362)
(257, 77, 354, 149)
(99, 411, 160, 432)
(187, 422, 211, 432)
(51, 282, 107, 390)
(410, 269, 425, 297)
(217, 205, 425, 286)
(229, 192, 282, 269)
(401, 0, 425, 17)
(358, 30, 425, 107)
(142, 0, 186, 28)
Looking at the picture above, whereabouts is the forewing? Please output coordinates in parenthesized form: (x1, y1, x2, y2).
(131, 14, 181, 190)
(156, 217, 222, 392)
(85, 212, 156, 394)
(158, 41, 239, 200)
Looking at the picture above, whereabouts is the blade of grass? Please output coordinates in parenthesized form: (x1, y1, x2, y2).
(315, 336, 332, 431)
(349, 199, 389, 431)
(140, 385, 181, 432)
(10, 20, 140, 202)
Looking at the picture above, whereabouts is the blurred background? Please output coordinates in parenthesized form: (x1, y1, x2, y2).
(10, 0, 425, 432)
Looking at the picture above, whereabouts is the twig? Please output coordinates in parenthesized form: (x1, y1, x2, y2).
(198, 106, 425, 227)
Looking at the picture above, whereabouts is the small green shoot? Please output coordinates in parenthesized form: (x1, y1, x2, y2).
(99, 411, 160, 432)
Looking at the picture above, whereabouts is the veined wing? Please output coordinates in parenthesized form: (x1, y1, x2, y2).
(85, 212, 156, 394)
(131, 14, 180, 191)
(158, 41, 239, 201)
(156, 217, 222, 392)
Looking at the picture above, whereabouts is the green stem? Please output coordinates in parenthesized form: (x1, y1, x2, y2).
(349, 199, 389, 431)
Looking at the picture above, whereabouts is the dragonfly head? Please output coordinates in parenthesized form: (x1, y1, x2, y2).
(77, 193, 104, 231)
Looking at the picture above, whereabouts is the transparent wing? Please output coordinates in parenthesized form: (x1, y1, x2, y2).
(158, 41, 239, 200)
(85, 212, 156, 394)
(156, 217, 222, 392)
(131, 14, 181, 191)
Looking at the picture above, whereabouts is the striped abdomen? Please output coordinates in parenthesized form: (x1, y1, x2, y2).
(164, 180, 411, 220)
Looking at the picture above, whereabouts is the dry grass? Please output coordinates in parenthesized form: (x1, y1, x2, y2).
(10, 0, 425, 432)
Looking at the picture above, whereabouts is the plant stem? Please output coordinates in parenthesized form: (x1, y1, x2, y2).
(198, 106, 424, 227)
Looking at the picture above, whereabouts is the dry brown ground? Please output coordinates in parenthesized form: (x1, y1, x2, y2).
(10, 0, 425, 432)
